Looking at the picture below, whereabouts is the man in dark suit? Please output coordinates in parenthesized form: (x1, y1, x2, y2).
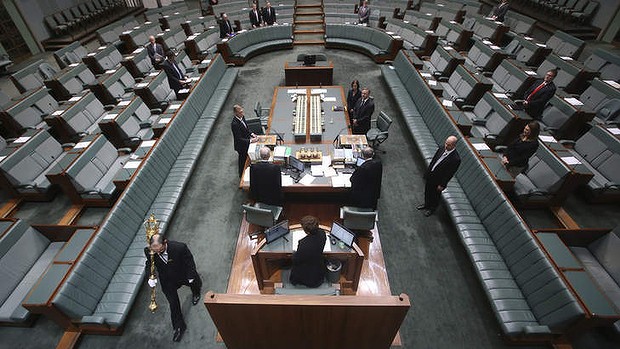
(489, 0, 509, 22)
(290, 216, 327, 288)
(249, 3, 263, 28)
(161, 51, 188, 99)
(417, 136, 461, 217)
(350, 147, 382, 209)
(523, 69, 557, 120)
(250, 146, 282, 206)
(145, 234, 202, 342)
(350, 88, 374, 135)
(231, 104, 258, 177)
(146, 35, 164, 67)
(262, 2, 277, 25)
(219, 13, 234, 38)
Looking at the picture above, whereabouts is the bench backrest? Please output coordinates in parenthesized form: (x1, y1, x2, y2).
(0, 130, 63, 185)
(4, 88, 58, 129)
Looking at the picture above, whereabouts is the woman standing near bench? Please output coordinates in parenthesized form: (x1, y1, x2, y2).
(501, 121, 540, 177)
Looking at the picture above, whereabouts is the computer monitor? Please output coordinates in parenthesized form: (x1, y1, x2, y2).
(303, 54, 316, 66)
(265, 220, 289, 244)
(330, 221, 355, 248)
(356, 157, 366, 167)
(288, 155, 305, 173)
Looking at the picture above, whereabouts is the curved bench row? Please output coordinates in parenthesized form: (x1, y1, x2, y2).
(217, 24, 293, 66)
(21, 55, 238, 333)
(325, 24, 403, 64)
(382, 51, 586, 342)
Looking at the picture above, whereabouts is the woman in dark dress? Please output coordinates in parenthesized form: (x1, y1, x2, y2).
(502, 121, 540, 176)
(346, 79, 361, 115)
(290, 216, 327, 288)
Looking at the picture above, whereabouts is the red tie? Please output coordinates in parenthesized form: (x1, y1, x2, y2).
(526, 82, 546, 102)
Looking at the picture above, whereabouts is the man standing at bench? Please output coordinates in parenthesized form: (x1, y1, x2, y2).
(231, 104, 258, 177)
(522, 69, 557, 120)
(350, 88, 374, 135)
(417, 136, 461, 217)
(350, 147, 382, 209)
(249, 3, 263, 28)
(146, 35, 164, 68)
(146, 234, 202, 342)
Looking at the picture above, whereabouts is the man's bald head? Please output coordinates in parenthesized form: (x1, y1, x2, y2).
(444, 136, 457, 151)
(260, 146, 271, 160)
(148, 35, 156, 43)
(362, 146, 374, 159)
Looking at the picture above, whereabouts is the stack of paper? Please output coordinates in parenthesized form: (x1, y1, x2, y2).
(299, 174, 315, 186)
(331, 174, 352, 187)
(311, 165, 323, 177)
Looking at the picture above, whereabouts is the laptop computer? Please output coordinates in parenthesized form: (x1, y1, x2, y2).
(265, 220, 289, 244)
(330, 221, 356, 248)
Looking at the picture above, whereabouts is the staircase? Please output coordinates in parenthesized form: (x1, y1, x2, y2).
(293, 0, 325, 45)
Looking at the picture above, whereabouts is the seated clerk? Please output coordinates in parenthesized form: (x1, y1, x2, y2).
(349, 147, 382, 209)
(161, 51, 189, 99)
(501, 121, 540, 176)
(290, 216, 327, 288)
(522, 69, 557, 120)
(219, 13, 235, 38)
(250, 146, 283, 206)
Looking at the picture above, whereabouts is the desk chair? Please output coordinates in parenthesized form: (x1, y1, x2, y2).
(366, 111, 393, 153)
(245, 117, 265, 135)
(242, 203, 283, 237)
(342, 206, 377, 259)
(254, 101, 270, 126)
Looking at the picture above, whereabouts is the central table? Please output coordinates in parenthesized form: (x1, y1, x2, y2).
(284, 61, 334, 86)
(240, 86, 357, 193)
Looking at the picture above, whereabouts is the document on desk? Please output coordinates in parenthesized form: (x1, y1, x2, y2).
(292, 230, 331, 252)
(324, 97, 337, 102)
(281, 174, 294, 186)
(311, 165, 323, 177)
(561, 156, 581, 165)
(331, 174, 352, 188)
(299, 174, 315, 186)
(323, 167, 338, 178)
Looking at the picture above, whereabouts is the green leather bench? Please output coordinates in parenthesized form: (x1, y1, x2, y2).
(325, 24, 403, 63)
(381, 51, 586, 341)
(218, 25, 293, 66)
(22, 55, 238, 333)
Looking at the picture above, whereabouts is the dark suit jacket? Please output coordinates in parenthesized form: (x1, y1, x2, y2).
(346, 89, 361, 112)
(250, 161, 282, 205)
(219, 19, 234, 38)
(523, 79, 556, 120)
(263, 7, 276, 25)
(425, 148, 461, 188)
(350, 158, 382, 209)
(144, 241, 199, 291)
(491, 3, 509, 22)
(290, 229, 326, 288)
(231, 116, 252, 153)
(161, 59, 185, 93)
(351, 97, 375, 134)
(249, 9, 262, 27)
(505, 138, 538, 168)
(358, 6, 370, 24)
(146, 42, 164, 65)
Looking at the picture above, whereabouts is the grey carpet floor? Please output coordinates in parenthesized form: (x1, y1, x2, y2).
(1, 46, 618, 349)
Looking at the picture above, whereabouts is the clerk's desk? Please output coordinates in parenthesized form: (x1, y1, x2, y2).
(284, 61, 334, 86)
(251, 224, 364, 295)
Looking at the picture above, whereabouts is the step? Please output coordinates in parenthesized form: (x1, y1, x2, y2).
(294, 29, 325, 34)
(296, 4, 323, 8)
(293, 39, 326, 45)
(295, 11, 324, 16)
(295, 20, 324, 25)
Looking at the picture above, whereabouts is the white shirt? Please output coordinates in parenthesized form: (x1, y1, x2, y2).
(158, 250, 168, 263)
(431, 148, 454, 172)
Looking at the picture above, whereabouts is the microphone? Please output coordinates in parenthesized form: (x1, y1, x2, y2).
(269, 127, 285, 144)
(332, 126, 349, 147)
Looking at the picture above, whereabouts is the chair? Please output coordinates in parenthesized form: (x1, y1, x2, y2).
(254, 101, 270, 126)
(342, 206, 377, 259)
(245, 117, 265, 135)
(242, 203, 283, 237)
(366, 111, 392, 153)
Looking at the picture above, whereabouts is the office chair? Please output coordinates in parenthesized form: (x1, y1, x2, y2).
(242, 203, 283, 238)
(366, 111, 393, 153)
(254, 101, 270, 126)
(245, 117, 265, 135)
(342, 206, 377, 259)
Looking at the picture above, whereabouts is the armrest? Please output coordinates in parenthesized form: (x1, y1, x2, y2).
(81, 316, 106, 325)
(83, 188, 102, 194)
(17, 183, 36, 189)
(543, 126, 558, 133)
(455, 97, 465, 103)
(104, 104, 116, 110)
(378, 50, 389, 55)
(528, 188, 548, 196)
(523, 325, 551, 335)
(438, 77, 449, 82)
(559, 139, 575, 147)
(472, 118, 486, 126)
(118, 147, 132, 154)
(150, 108, 163, 114)
(494, 145, 507, 153)
(124, 87, 133, 93)
(62, 142, 76, 148)
(461, 104, 474, 111)
(604, 182, 619, 190)
(139, 121, 152, 128)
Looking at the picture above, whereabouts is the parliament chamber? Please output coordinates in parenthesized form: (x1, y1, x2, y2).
(0, 0, 619, 348)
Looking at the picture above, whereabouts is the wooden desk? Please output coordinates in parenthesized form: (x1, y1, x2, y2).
(284, 61, 334, 86)
(251, 224, 364, 295)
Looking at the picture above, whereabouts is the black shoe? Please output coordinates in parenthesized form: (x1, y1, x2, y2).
(423, 209, 434, 217)
(192, 294, 200, 305)
(173, 327, 185, 342)
(416, 204, 426, 210)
